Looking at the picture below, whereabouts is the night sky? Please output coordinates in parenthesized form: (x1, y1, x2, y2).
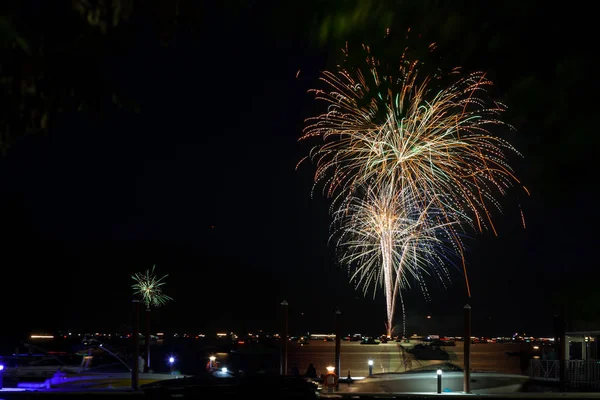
(0, 1, 596, 340)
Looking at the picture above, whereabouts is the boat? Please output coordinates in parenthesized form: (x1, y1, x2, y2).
(1, 338, 188, 390)
(407, 343, 450, 360)
(16, 370, 188, 390)
(1, 343, 82, 383)
(341, 362, 530, 394)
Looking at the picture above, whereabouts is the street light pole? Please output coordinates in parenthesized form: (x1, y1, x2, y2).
(131, 299, 140, 391)
(334, 307, 341, 389)
(144, 307, 151, 373)
(280, 300, 289, 375)
(463, 304, 471, 394)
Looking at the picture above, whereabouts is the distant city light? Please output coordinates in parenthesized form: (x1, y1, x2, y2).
(169, 357, 175, 364)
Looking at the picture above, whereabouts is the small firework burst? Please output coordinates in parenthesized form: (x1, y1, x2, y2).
(132, 265, 173, 307)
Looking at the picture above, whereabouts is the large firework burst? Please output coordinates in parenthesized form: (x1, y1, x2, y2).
(299, 43, 526, 297)
(299, 44, 525, 235)
(299, 39, 525, 335)
(132, 265, 173, 308)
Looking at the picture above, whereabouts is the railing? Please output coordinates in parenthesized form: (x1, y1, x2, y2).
(529, 359, 600, 389)
(529, 359, 559, 380)
(566, 360, 600, 389)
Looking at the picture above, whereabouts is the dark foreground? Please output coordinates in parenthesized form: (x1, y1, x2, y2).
(0, 374, 597, 400)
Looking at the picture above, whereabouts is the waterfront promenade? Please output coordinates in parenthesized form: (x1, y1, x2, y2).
(249, 340, 524, 377)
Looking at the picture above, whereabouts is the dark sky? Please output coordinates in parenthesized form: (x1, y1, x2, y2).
(0, 1, 596, 340)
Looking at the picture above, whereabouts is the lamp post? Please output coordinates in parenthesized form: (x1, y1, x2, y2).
(131, 299, 140, 391)
(368, 359, 373, 377)
(144, 308, 151, 373)
(334, 307, 342, 387)
(464, 304, 471, 394)
(437, 369, 442, 393)
(280, 300, 288, 375)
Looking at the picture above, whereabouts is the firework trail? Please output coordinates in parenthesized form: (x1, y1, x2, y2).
(299, 43, 526, 298)
(330, 181, 460, 336)
(132, 265, 173, 308)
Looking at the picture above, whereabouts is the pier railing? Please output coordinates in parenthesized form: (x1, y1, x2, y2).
(529, 359, 600, 389)
(529, 359, 559, 381)
(565, 360, 600, 389)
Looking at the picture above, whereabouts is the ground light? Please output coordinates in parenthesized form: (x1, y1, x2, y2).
(169, 356, 175, 374)
(325, 366, 336, 393)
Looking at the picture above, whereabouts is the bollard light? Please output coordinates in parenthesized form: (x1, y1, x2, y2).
(368, 359, 373, 377)
(0, 363, 4, 390)
(209, 356, 216, 369)
(168, 356, 175, 374)
(437, 369, 442, 394)
(325, 366, 336, 393)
